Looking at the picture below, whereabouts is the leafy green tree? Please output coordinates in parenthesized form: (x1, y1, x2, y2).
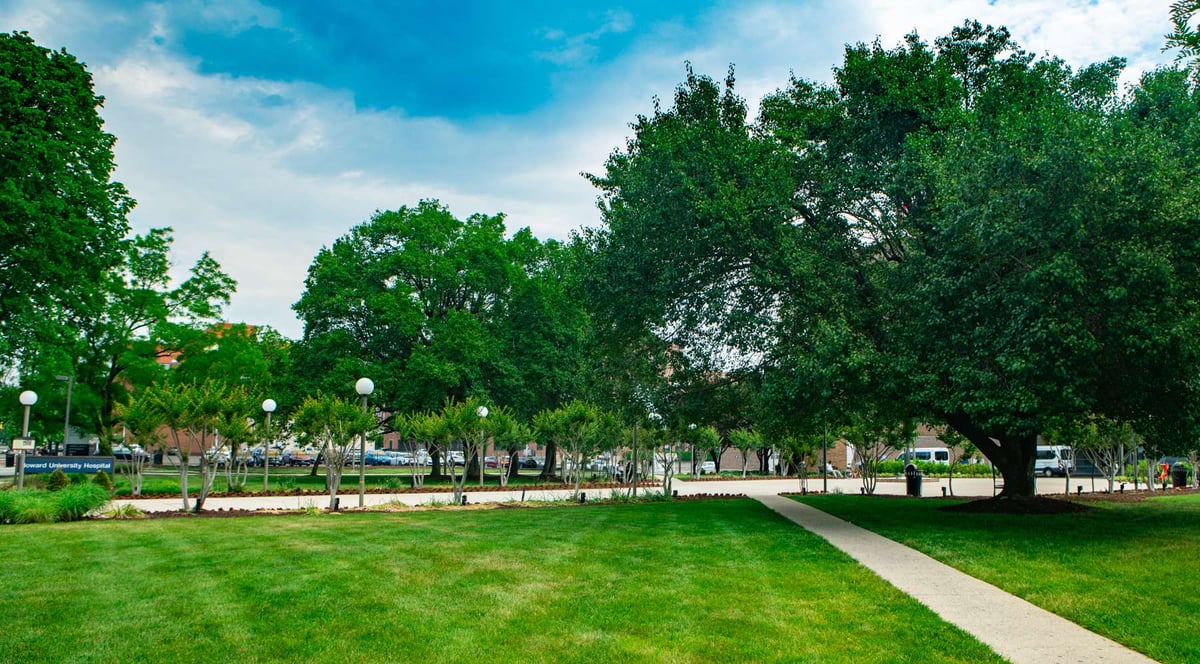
(689, 425, 722, 474)
(843, 415, 915, 495)
(293, 201, 586, 443)
(935, 425, 974, 498)
(399, 410, 448, 488)
(19, 228, 236, 449)
(0, 32, 132, 364)
(485, 407, 530, 486)
(587, 25, 1200, 498)
(728, 428, 762, 478)
(534, 400, 608, 500)
(1166, 1, 1200, 79)
(112, 393, 165, 497)
(440, 397, 492, 504)
(291, 393, 376, 510)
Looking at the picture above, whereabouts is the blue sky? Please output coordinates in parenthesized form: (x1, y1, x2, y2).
(0, 0, 1181, 338)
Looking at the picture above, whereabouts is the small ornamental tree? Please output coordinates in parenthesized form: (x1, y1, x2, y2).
(534, 401, 606, 501)
(486, 407, 529, 487)
(292, 394, 376, 510)
(936, 425, 974, 497)
(728, 428, 762, 478)
(113, 395, 164, 497)
(402, 411, 446, 489)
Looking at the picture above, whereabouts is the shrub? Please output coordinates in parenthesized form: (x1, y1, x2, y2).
(92, 471, 113, 491)
(0, 491, 17, 523)
(54, 483, 111, 521)
(46, 468, 70, 492)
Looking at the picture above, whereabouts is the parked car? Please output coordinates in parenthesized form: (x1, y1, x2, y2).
(446, 451, 465, 466)
(519, 457, 542, 469)
(699, 461, 717, 475)
(283, 450, 315, 467)
(112, 445, 152, 463)
(365, 450, 394, 466)
(485, 456, 498, 468)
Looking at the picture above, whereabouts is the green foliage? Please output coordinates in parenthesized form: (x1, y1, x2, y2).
(1166, 1, 1200, 79)
(54, 483, 110, 521)
(104, 503, 145, 519)
(0, 31, 132, 364)
(91, 471, 113, 491)
(0, 484, 110, 524)
(292, 201, 586, 422)
(292, 392, 376, 507)
(586, 23, 1200, 497)
(45, 468, 69, 492)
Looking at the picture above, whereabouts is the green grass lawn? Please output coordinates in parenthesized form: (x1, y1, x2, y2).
(0, 499, 1002, 663)
(795, 492, 1200, 664)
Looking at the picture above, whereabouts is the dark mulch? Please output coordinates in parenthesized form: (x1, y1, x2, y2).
(111, 491, 746, 520)
(940, 496, 1093, 515)
(122, 480, 651, 500)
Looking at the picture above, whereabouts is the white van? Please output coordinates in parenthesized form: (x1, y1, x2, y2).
(897, 448, 951, 464)
(1035, 445, 1073, 477)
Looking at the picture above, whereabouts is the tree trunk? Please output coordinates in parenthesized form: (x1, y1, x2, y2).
(539, 441, 558, 480)
(507, 451, 520, 480)
(947, 413, 1037, 498)
(431, 449, 443, 478)
(757, 448, 769, 473)
(179, 454, 190, 511)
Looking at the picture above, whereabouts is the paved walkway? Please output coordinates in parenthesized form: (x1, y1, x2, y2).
(755, 494, 1156, 664)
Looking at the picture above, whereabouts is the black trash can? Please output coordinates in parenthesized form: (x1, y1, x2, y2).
(905, 463, 922, 497)
(1171, 463, 1189, 488)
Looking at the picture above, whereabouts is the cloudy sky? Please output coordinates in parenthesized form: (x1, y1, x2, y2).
(2, 0, 1182, 338)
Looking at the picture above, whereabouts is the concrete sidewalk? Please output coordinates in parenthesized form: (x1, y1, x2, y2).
(756, 494, 1156, 664)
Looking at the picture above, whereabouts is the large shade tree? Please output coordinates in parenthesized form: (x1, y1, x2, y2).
(0, 31, 133, 364)
(585, 24, 1200, 498)
(293, 200, 587, 430)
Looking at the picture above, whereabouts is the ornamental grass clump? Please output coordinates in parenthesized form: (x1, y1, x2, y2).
(0, 484, 110, 524)
(55, 483, 110, 521)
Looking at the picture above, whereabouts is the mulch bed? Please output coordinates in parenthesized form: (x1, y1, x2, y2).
(123, 480, 657, 500)
(110, 490, 747, 520)
(939, 496, 1093, 515)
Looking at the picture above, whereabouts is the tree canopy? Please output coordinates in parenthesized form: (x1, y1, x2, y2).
(584, 23, 1200, 497)
(0, 31, 133, 364)
(292, 200, 587, 421)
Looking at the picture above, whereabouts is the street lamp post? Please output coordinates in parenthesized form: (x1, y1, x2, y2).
(261, 399, 276, 493)
(55, 375, 73, 456)
(18, 390, 37, 490)
(355, 378, 374, 507)
(476, 406, 488, 488)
